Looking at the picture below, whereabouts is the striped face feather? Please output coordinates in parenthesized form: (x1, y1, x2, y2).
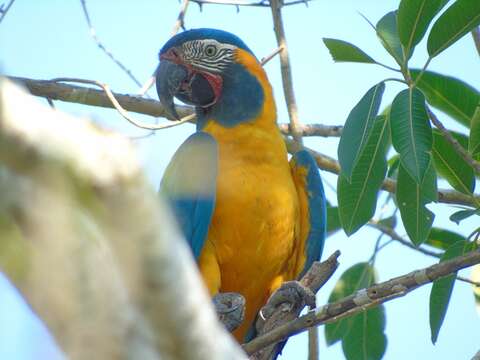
(181, 39, 236, 73)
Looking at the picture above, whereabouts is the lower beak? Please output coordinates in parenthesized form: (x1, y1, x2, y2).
(156, 60, 188, 120)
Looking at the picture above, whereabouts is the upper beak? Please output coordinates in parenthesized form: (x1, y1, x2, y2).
(156, 59, 188, 120)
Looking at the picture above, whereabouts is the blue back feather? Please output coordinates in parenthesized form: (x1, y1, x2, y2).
(292, 150, 327, 277)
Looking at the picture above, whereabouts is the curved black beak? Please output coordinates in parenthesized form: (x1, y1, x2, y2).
(156, 60, 188, 120)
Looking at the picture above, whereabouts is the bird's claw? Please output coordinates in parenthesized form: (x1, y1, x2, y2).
(213, 292, 245, 332)
(260, 281, 316, 321)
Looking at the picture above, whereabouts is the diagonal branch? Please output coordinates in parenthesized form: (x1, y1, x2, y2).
(243, 248, 480, 355)
(427, 107, 480, 174)
(368, 222, 442, 258)
(79, 0, 144, 89)
(139, 0, 191, 96)
(0, 0, 16, 24)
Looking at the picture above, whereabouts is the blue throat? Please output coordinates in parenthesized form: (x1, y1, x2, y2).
(196, 62, 264, 130)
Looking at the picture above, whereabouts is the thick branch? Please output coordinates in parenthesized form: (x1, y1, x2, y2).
(278, 123, 342, 137)
(250, 251, 340, 359)
(9, 76, 479, 207)
(284, 137, 480, 207)
(244, 248, 480, 354)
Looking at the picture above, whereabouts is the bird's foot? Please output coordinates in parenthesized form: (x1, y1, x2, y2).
(213, 292, 245, 332)
(260, 281, 316, 321)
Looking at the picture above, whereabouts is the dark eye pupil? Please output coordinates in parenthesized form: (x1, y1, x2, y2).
(206, 46, 215, 55)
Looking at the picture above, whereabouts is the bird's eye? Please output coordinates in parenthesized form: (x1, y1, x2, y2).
(205, 45, 217, 57)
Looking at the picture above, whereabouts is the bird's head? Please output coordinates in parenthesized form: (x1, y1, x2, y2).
(156, 28, 268, 129)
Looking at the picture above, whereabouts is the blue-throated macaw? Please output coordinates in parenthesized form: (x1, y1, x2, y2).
(156, 28, 326, 341)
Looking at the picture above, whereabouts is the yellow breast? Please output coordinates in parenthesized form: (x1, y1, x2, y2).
(197, 49, 306, 339)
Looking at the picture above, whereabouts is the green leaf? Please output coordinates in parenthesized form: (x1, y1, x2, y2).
(376, 11, 405, 66)
(338, 82, 385, 180)
(387, 154, 400, 178)
(338, 116, 389, 235)
(397, 161, 437, 245)
(449, 208, 480, 224)
(342, 308, 387, 360)
(469, 104, 480, 157)
(323, 38, 376, 64)
(411, 69, 480, 128)
(430, 240, 476, 343)
(426, 227, 465, 250)
(398, 0, 449, 59)
(327, 203, 341, 235)
(325, 263, 375, 345)
(432, 130, 475, 194)
(325, 263, 387, 360)
(427, 0, 480, 58)
(391, 88, 433, 183)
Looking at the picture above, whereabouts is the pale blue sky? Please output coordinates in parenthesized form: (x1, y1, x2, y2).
(0, 1, 479, 359)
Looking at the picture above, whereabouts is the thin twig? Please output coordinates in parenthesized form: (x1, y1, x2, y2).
(427, 107, 480, 174)
(472, 27, 480, 57)
(139, 0, 191, 97)
(52, 78, 195, 130)
(368, 222, 442, 258)
(138, 0, 190, 96)
(79, 0, 144, 89)
(457, 275, 480, 287)
(191, 0, 312, 7)
(260, 46, 283, 66)
(270, 0, 304, 148)
(243, 249, 480, 354)
(172, 0, 190, 34)
(0, 0, 16, 24)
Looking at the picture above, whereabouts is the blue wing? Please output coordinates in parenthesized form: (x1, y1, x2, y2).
(291, 150, 327, 278)
(160, 132, 218, 259)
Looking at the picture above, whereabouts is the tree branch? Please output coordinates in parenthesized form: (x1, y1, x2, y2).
(8, 76, 479, 207)
(243, 248, 480, 355)
(79, 0, 144, 89)
(270, 0, 303, 148)
(283, 137, 480, 208)
(368, 222, 442, 258)
(278, 123, 342, 137)
(0, 0, 16, 24)
(51, 77, 195, 130)
(138, 0, 191, 96)
(250, 251, 340, 359)
(190, 0, 312, 7)
(427, 107, 480, 174)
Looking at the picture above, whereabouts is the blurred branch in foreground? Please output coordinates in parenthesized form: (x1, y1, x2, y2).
(0, 78, 246, 360)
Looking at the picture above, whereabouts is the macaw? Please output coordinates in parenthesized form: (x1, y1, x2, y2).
(156, 28, 327, 341)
